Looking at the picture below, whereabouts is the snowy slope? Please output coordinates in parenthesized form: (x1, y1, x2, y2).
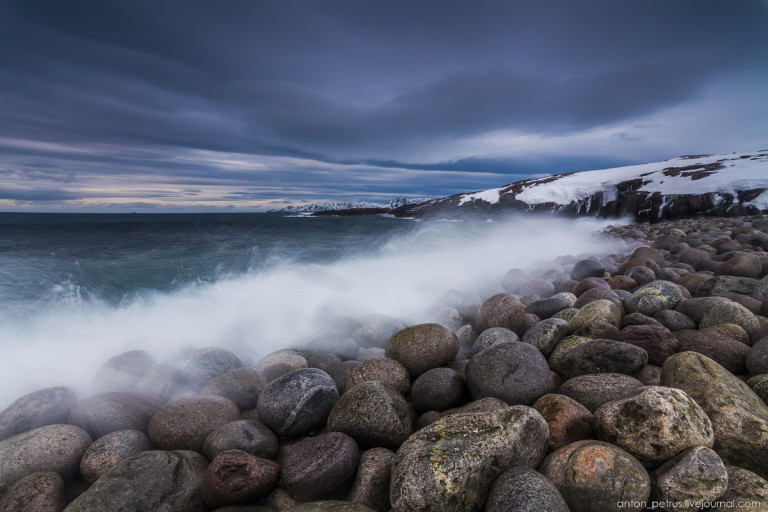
(396, 150, 768, 221)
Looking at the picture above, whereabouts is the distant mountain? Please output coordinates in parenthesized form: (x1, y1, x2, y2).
(393, 151, 768, 222)
(272, 197, 432, 215)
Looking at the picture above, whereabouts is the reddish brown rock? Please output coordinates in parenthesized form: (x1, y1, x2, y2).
(0, 472, 64, 512)
(476, 294, 527, 336)
(619, 324, 680, 366)
(717, 252, 763, 279)
(532, 394, 595, 452)
(605, 275, 637, 292)
(677, 272, 713, 295)
(678, 335, 750, 375)
(200, 450, 280, 509)
(572, 278, 611, 298)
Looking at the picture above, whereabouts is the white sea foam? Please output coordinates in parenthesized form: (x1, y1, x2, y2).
(0, 215, 628, 408)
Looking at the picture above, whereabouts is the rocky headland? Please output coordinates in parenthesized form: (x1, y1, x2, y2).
(3, 214, 768, 511)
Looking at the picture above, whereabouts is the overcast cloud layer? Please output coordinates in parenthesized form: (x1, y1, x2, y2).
(0, 0, 766, 211)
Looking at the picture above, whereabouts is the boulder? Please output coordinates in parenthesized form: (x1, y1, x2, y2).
(699, 300, 761, 335)
(618, 324, 679, 366)
(567, 300, 622, 333)
(0, 471, 64, 512)
(200, 368, 269, 409)
(485, 467, 569, 512)
(201, 450, 280, 508)
(92, 350, 156, 392)
(650, 446, 728, 512)
(410, 368, 467, 412)
(625, 280, 684, 316)
(465, 342, 553, 405)
(717, 465, 768, 511)
(540, 440, 651, 512)
(469, 327, 519, 358)
(280, 432, 359, 500)
(0, 387, 78, 442)
(67, 391, 163, 438)
(385, 323, 459, 377)
(476, 294, 527, 336)
(343, 357, 411, 395)
(80, 429, 152, 484)
(551, 339, 648, 380)
(202, 420, 279, 461)
(661, 351, 768, 479)
(532, 393, 595, 452)
(522, 318, 569, 356)
(328, 381, 412, 449)
(593, 386, 714, 465)
(148, 395, 240, 452)
(390, 406, 549, 512)
(347, 447, 396, 512)
(256, 368, 338, 437)
(558, 373, 644, 412)
(0, 424, 92, 486)
(64, 450, 208, 512)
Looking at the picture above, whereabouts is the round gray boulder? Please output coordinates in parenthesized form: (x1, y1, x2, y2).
(256, 368, 338, 437)
(465, 342, 553, 406)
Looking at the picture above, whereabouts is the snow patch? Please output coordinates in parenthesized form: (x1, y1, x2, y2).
(458, 188, 501, 206)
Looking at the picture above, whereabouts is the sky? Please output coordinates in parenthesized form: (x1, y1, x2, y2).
(0, 1, 766, 212)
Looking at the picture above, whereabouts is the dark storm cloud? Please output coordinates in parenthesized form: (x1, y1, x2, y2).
(0, 0, 766, 209)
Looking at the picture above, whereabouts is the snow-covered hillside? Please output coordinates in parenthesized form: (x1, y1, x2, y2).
(395, 151, 768, 221)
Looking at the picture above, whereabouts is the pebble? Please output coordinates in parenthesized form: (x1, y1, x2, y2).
(343, 357, 411, 395)
(409, 368, 467, 412)
(532, 393, 595, 452)
(280, 432, 359, 500)
(79, 429, 152, 484)
(202, 420, 279, 460)
(485, 466, 570, 512)
(347, 447, 396, 512)
(148, 395, 240, 451)
(201, 450, 280, 508)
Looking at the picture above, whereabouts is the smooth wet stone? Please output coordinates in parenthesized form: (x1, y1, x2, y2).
(571, 319, 621, 340)
(717, 466, 768, 510)
(465, 342, 553, 406)
(661, 351, 768, 479)
(570, 259, 605, 281)
(624, 265, 656, 286)
(594, 386, 714, 466)
(0, 425, 92, 486)
(532, 393, 595, 452)
(254, 352, 308, 382)
(201, 450, 280, 509)
(256, 368, 339, 437)
(551, 338, 648, 380)
(540, 440, 651, 512)
(674, 296, 732, 323)
(390, 406, 549, 512)
(522, 318, 569, 356)
(200, 368, 269, 409)
(700, 300, 761, 335)
(469, 327, 519, 357)
(441, 397, 510, 417)
(476, 294, 527, 336)
(567, 299, 622, 333)
(183, 347, 243, 388)
(678, 335, 749, 375)
(202, 420, 279, 461)
(0, 387, 78, 442)
(64, 450, 208, 512)
(485, 467, 570, 512)
(92, 350, 156, 392)
(79, 429, 152, 484)
(547, 336, 592, 370)
(717, 251, 763, 278)
(525, 297, 570, 320)
(410, 368, 467, 412)
(625, 280, 684, 316)
(67, 391, 164, 438)
(653, 309, 697, 331)
(605, 274, 638, 291)
(385, 323, 459, 377)
(0, 471, 64, 512)
(343, 357, 411, 395)
(558, 373, 644, 412)
(650, 446, 728, 512)
(327, 381, 412, 449)
(623, 312, 663, 327)
(148, 395, 240, 452)
(281, 432, 359, 500)
(696, 275, 767, 301)
(348, 447, 395, 512)
(748, 338, 768, 375)
(572, 277, 611, 298)
(618, 324, 679, 366)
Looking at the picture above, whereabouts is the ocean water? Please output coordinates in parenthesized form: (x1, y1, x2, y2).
(0, 212, 625, 407)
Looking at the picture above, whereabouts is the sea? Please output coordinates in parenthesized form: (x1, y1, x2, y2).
(0, 211, 625, 407)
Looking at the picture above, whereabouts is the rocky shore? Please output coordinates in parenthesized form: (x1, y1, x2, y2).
(2, 215, 768, 511)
